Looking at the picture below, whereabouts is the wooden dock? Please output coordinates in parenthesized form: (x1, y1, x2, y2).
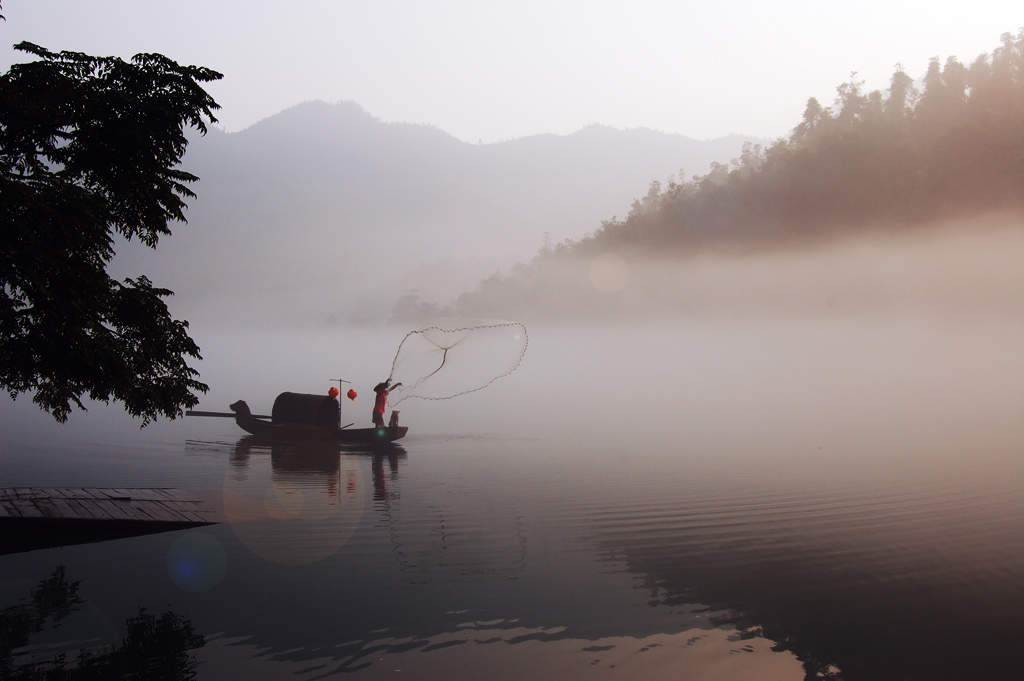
(0, 488, 217, 555)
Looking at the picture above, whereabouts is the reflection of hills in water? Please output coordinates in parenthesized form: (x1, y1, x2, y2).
(170, 437, 814, 677)
(578, 461, 1024, 681)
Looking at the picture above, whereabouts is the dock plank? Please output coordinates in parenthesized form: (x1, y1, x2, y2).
(33, 498, 65, 519)
(133, 501, 193, 523)
(125, 502, 163, 522)
(48, 497, 84, 520)
(148, 501, 195, 523)
(10, 499, 45, 518)
(1, 487, 217, 556)
(171, 509, 207, 523)
(65, 499, 107, 520)
(91, 499, 135, 521)
(0, 488, 213, 525)
(115, 501, 155, 522)
(158, 501, 211, 520)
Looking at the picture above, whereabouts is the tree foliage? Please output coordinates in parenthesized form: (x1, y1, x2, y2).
(0, 42, 222, 423)
(577, 29, 1024, 254)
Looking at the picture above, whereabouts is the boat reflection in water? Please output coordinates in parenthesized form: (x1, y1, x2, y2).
(221, 436, 406, 567)
(223, 436, 529, 582)
(230, 434, 407, 486)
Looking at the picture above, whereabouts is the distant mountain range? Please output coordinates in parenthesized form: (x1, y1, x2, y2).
(112, 101, 761, 325)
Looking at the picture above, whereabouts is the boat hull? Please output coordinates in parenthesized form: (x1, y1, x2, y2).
(236, 414, 407, 444)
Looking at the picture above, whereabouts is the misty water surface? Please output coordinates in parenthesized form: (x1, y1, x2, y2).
(2, 304, 1022, 680)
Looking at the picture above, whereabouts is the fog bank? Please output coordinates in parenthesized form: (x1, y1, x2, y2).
(450, 216, 1024, 323)
(109, 102, 760, 328)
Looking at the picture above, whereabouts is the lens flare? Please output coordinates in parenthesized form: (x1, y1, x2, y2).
(167, 531, 227, 592)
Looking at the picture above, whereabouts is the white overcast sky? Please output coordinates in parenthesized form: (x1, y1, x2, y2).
(1, 1, 1020, 142)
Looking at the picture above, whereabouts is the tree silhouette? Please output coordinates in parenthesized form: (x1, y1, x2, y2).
(0, 43, 222, 424)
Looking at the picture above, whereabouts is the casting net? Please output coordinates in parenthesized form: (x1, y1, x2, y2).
(387, 319, 528, 407)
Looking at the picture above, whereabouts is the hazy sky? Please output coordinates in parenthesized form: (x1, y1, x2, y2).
(1, 1, 1020, 142)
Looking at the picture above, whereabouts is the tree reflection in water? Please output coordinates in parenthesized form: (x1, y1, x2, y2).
(1, 565, 203, 680)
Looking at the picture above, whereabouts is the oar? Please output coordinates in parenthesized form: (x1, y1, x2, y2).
(186, 410, 272, 420)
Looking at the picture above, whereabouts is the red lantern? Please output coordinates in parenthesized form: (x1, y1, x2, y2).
(346, 389, 358, 401)
(328, 387, 339, 398)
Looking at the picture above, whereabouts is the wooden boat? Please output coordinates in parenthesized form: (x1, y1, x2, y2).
(188, 391, 407, 444)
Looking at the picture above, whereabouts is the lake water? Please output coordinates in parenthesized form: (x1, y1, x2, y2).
(2, 317, 1022, 680)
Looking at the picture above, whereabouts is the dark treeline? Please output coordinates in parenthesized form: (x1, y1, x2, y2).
(573, 29, 1024, 255)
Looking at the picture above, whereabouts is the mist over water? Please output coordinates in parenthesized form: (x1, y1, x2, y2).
(3, 215, 1023, 680)
(7, 219, 1022, 503)
(453, 216, 1024, 322)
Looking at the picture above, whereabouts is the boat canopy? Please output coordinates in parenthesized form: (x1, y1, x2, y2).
(271, 392, 340, 430)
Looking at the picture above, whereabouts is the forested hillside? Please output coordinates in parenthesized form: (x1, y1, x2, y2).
(577, 29, 1023, 254)
(446, 31, 1024, 322)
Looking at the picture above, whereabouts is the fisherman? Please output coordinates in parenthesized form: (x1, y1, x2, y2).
(372, 378, 401, 428)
